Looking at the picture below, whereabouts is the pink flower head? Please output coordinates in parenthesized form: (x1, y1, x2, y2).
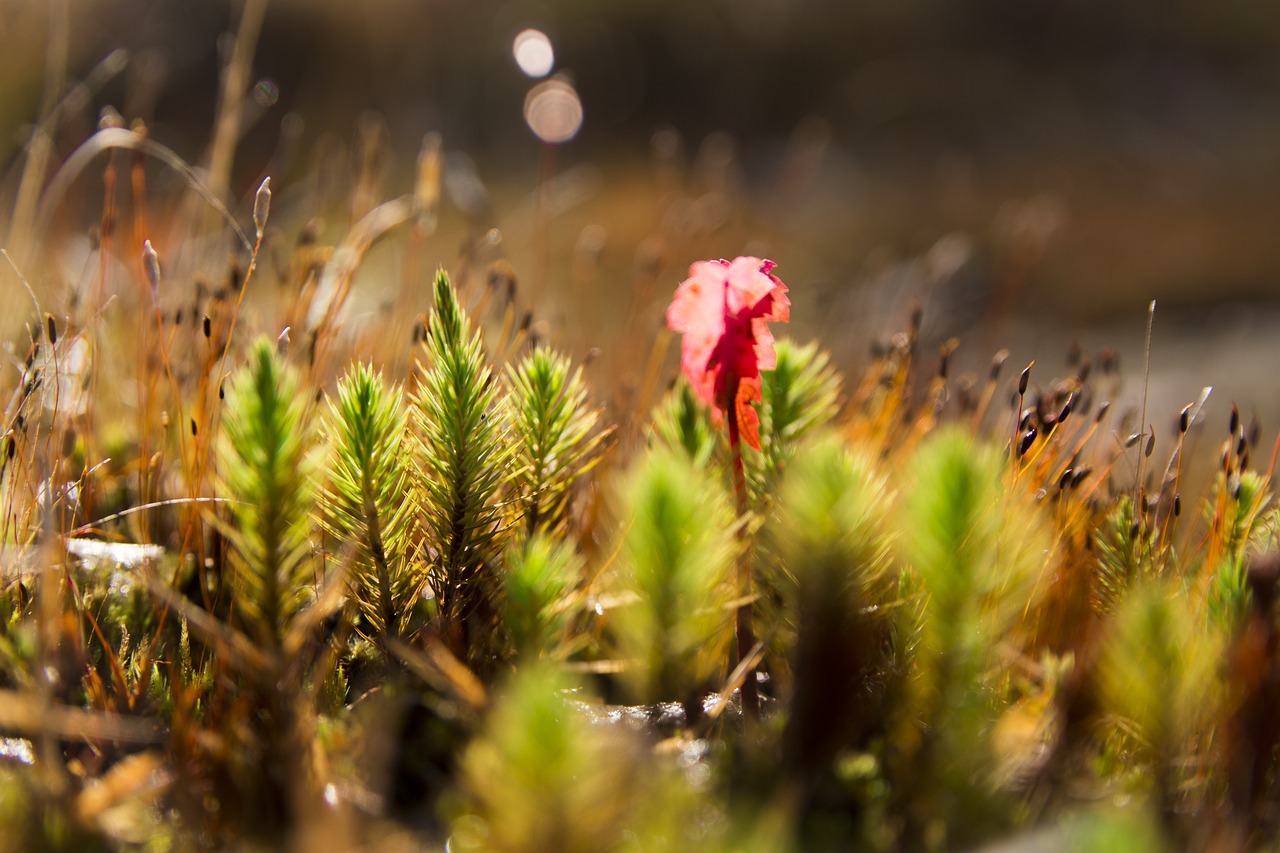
(666, 256, 790, 450)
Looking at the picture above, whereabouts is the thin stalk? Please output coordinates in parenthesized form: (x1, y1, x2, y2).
(727, 409, 759, 721)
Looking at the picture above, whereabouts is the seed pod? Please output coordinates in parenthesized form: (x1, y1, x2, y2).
(1019, 363, 1032, 396)
(1018, 427, 1037, 457)
(414, 132, 442, 227)
(45, 315, 57, 346)
(1173, 494, 1182, 517)
(190, 418, 198, 436)
(253, 176, 272, 240)
(1077, 354, 1092, 383)
(1179, 404, 1192, 434)
(1124, 432, 1143, 449)
(1230, 404, 1240, 437)
(990, 349, 1009, 381)
(1057, 392, 1075, 424)
(142, 239, 161, 300)
(203, 315, 212, 338)
(1095, 401, 1111, 423)
(1058, 468, 1073, 490)
(1144, 431, 1155, 458)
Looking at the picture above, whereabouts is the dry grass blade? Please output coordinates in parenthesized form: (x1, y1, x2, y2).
(74, 752, 170, 823)
(304, 195, 414, 346)
(141, 571, 272, 674)
(0, 689, 163, 744)
(706, 640, 766, 721)
(386, 635, 489, 711)
(33, 127, 253, 253)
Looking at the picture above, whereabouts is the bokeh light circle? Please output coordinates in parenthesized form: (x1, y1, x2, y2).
(524, 79, 583, 144)
(513, 29, 554, 78)
(253, 78, 279, 107)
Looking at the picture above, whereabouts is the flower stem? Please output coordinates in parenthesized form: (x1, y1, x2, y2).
(727, 408, 760, 721)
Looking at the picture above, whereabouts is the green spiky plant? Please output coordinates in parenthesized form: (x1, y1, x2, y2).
(206, 338, 330, 837)
(650, 378, 718, 467)
(506, 346, 606, 537)
(319, 362, 422, 642)
(502, 534, 582, 661)
(766, 434, 897, 825)
(610, 447, 737, 715)
(1206, 469, 1272, 631)
(758, 338, 841, 483)
(1095, 496, 1154, 617)
(889, 428, 1051, 848)
(412, 269, 513, 663)
(1097, 582, 1226, 822)
(217, 339, 319, 653)
(448, 663, 778, 853)
(448, 664, 650, 853)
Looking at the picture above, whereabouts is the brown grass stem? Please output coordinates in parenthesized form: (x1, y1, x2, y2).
(726, 408, 760, 721)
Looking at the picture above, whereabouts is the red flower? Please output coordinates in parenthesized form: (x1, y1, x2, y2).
(666, 257, 790, 450)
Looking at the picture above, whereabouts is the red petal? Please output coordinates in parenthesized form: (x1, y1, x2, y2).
(725, 256, 777, 314)
(667, 260, 728, 334)
(735, 378, 763, 451)
(752, 317, 778, 372)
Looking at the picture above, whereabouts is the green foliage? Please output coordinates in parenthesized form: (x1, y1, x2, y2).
(1095, 497, 1152, 616)
(892, 428, 1051, 844)
(503, 534, 581, 661)
(767, 433, 898, 807)
(904, 430, 1048, 641)
(610, 448, 737, 706)
(216, 339, 318, 650)
(650, 378, 717, 466)
(506, 346, 606, 535)
(319, 362, 422, 639)
(1217, 469, 1271, 559)
(449, 665, 649, 853)
(1062, 809, 1167, 853)
(412, 269, 512, 636)
(759, 338, 841, 479)
(1207, 470, 1272, 631)
(1097, 583, 1225, 809)
(450, 664, 760, 853)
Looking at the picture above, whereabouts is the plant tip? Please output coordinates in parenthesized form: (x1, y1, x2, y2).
(254, 176, 271, 239)
(142, 239, 161, 299)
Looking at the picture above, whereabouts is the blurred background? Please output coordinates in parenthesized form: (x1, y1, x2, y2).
(4, 0, 1280, 447)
